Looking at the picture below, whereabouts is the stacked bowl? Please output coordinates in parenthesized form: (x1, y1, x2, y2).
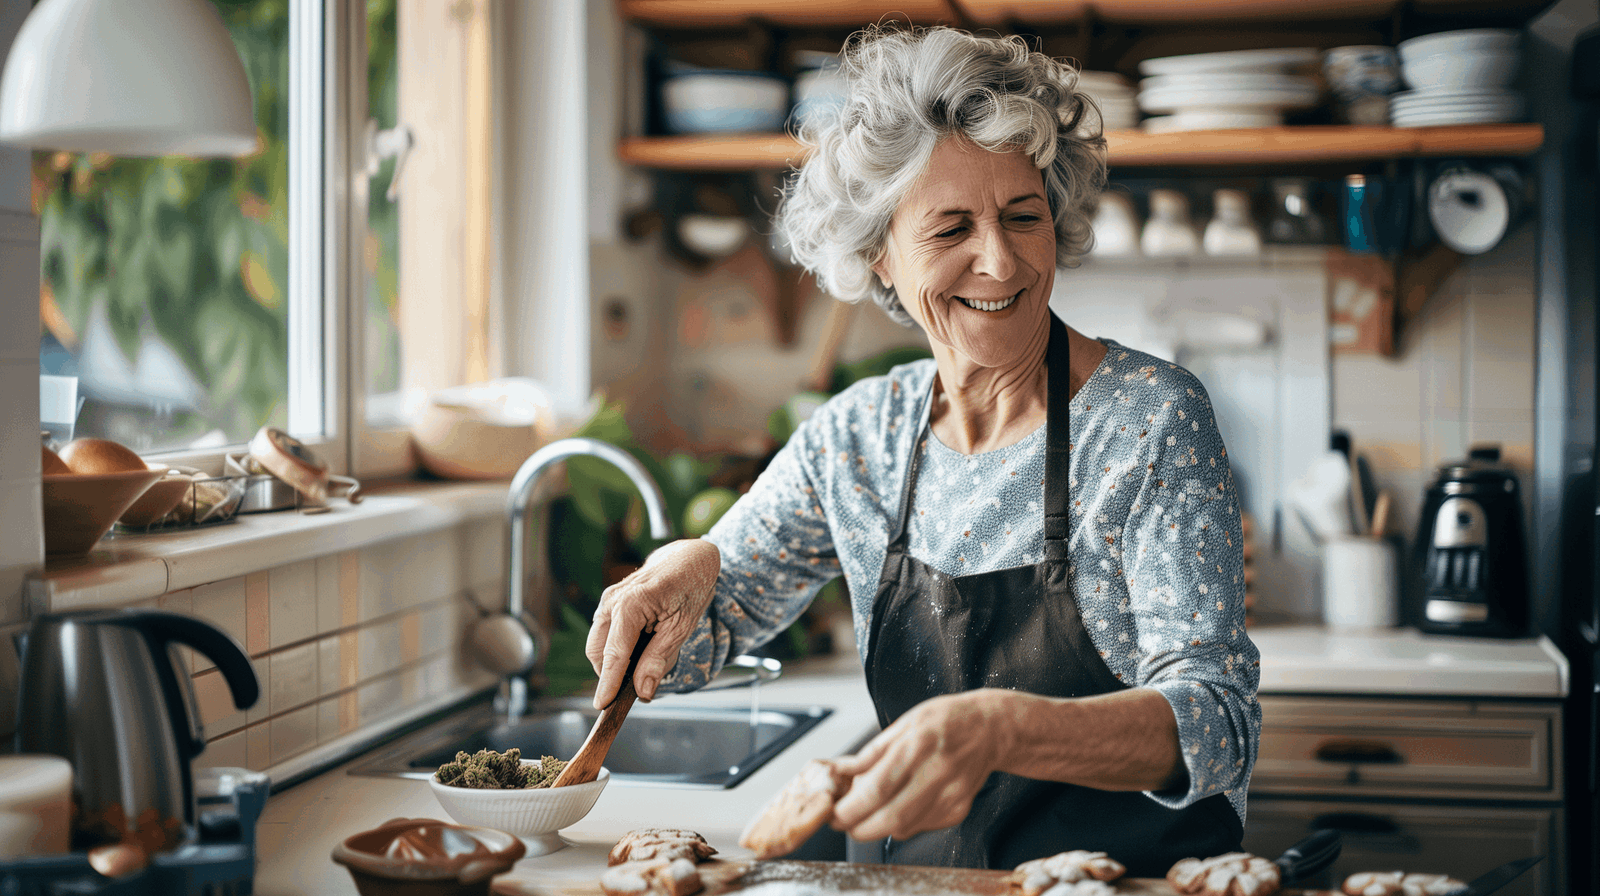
(1076, 71, 1139, 131)
(1137, 48, 1321, 133)
(1391, 29, 1522, 126)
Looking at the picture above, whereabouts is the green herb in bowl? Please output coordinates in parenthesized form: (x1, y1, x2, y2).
(433, 748, 567, 789)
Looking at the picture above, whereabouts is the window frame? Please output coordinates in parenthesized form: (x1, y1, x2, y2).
(126, 0, 350, 476)
(130, 0, 504, 481)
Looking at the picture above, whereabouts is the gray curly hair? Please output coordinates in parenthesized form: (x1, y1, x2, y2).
(775, 26, 1107, 327)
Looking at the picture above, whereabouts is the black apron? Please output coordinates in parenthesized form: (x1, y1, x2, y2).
(862, 313, 1242, 874)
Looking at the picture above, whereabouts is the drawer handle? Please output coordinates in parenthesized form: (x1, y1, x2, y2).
(1314, 739, 1403, 765)
(1312, 812, 1399, 834)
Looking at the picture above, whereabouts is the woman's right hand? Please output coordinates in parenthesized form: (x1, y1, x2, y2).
(585, 538, 721, 709)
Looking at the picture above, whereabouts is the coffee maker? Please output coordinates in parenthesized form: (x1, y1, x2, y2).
(1411, 445, 1529, 637)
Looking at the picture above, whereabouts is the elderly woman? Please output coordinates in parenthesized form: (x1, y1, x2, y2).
(587, 26, 1260, 873)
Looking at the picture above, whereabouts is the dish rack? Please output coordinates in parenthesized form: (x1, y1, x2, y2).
(115, 474, 249, 534)
(0, 768, 267, 896)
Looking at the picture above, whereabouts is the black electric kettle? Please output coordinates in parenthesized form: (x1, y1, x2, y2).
(14, 608, 259, 851)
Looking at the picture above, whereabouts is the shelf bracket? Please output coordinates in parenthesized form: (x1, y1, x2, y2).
(1393, 241, 1465, 355)
(1324, 241, 1463, 358)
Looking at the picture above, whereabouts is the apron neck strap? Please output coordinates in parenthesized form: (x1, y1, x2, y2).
(1043, 313, 1072, 561)
(889, 315, 1075, 551)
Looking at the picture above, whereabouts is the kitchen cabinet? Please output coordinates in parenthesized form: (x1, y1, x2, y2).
(1246, 695, 1565, 896)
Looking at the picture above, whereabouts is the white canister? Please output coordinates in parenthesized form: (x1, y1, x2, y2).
(1321, 536, 1400, 629)
(0, 755, 73, 858)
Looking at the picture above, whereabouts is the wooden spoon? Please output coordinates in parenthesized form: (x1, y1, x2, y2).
(552, 629, 655, 787)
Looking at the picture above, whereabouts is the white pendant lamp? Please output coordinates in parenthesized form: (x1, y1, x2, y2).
(0, 0, 257, 157)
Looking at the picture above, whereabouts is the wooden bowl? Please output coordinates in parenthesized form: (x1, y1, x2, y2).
(409, 400, 543, 481)
(42, 467, 165, 555)
(330, 817, 525, 896)
(118, 468, 191, 528)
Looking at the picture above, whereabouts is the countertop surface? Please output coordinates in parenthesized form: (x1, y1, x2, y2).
(1249, 624, 1568, 698)
(255, 624, 1568, 895)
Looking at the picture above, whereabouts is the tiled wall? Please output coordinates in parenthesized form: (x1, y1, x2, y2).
(116, 517, 507, 773)
(1331, 224, 1537, 551)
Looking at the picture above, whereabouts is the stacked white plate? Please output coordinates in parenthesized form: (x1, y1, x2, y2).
(1391, 29, 1522, 127)
(1389, 88, 1524, 126)
(1136, 48, 1321, 132)
(1077, 71, 1139, 130)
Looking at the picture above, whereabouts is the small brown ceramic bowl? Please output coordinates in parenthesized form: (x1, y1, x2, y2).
(118, 468, 191, 528)
(41, 467, 166, 555)
(331, 817, 526, 896)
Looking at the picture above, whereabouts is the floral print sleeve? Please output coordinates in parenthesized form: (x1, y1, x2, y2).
(657, 406, 847, 692)
(1080, 364, 1261, 810)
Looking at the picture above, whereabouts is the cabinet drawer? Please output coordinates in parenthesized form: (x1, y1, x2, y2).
(1245, 797, 1564, 896)
(1254, 697, 1562, 799)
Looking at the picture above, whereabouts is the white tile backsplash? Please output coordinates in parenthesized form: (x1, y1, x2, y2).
(357, 674, 404, 727)
(193, 668, 247, 737)
(357, 617, 403, 683)
(203, 728, 248, 769)
(315, 553, 342, 634)
(317, 636, 342, 698)
(268, 642, 318, 715)
(269, 705, 319, 765)
(461, 518, 506, 591)
(268, 559, 318, 647)
(189, 578, 248, 672)
(0, 236, 39, 362)
(0, 359, 38, 480)
(246, 724, 271, 771)
(0, 478, 41, 626)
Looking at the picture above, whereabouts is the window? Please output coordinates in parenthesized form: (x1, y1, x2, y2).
(35, 0, 509, 476)
(37, 0, 294, 456)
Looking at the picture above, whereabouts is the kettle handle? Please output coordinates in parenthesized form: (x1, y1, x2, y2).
(130, 610, 260, 758)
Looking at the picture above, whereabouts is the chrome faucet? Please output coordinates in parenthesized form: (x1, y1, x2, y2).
(502, 437, 673, 721)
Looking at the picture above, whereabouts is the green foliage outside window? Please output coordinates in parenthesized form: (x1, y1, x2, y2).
(36, 0, 400, 449)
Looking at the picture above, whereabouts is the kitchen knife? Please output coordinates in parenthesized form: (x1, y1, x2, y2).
(1274, 829, 1342, 885)
(1448, 856, 1542, 896)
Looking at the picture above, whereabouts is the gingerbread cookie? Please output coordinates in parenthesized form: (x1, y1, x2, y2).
(1010, 850, 1127, 896)
(608, 829, 717, 866)
(1342, 871, 1466, 896)
(600, 857, 703, 896)
(739, 759, 848, 860)
(1168, 852, 1282, 896)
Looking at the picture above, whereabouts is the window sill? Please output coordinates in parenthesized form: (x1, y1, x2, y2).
(28, 479, 520, 613)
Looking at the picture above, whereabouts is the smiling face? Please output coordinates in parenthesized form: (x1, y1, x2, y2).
(872, 138, 1056, 372)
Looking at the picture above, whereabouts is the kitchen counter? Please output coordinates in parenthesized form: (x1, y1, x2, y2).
(1251, 624, 1568, 699)
(252, 625, 1568, 895)
(255, 651, 877, 896)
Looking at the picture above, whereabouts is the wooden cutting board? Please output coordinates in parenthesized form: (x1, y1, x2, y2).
(493, 858, 1333, 896)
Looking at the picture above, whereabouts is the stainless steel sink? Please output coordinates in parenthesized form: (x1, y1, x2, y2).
(349, 698, 832, 789)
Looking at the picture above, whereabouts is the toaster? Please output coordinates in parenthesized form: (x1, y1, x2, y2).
(1410, 445, 1529, 637)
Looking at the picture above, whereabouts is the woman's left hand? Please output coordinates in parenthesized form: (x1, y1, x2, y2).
(829, 690, 1015, 842)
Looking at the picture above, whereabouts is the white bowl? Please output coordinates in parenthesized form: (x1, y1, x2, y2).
(1398, 29, 1519, 62)
(1402, 50, 1519, 90)
(429, 765, 609, 858)
(662, 72, 788, 134)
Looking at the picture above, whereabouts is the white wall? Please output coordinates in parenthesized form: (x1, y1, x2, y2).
(0, 0, 42, 629)
(0, 0, 43, 741)
(499, 0, 592, 416)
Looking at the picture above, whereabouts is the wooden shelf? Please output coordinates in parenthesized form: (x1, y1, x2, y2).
(618, 0, 1553, 28)
(617, 124, 1545, 171)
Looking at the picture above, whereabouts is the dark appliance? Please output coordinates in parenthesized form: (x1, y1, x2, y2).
(1412, 445, 1529, 638)
(14, 608, 259, 851)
